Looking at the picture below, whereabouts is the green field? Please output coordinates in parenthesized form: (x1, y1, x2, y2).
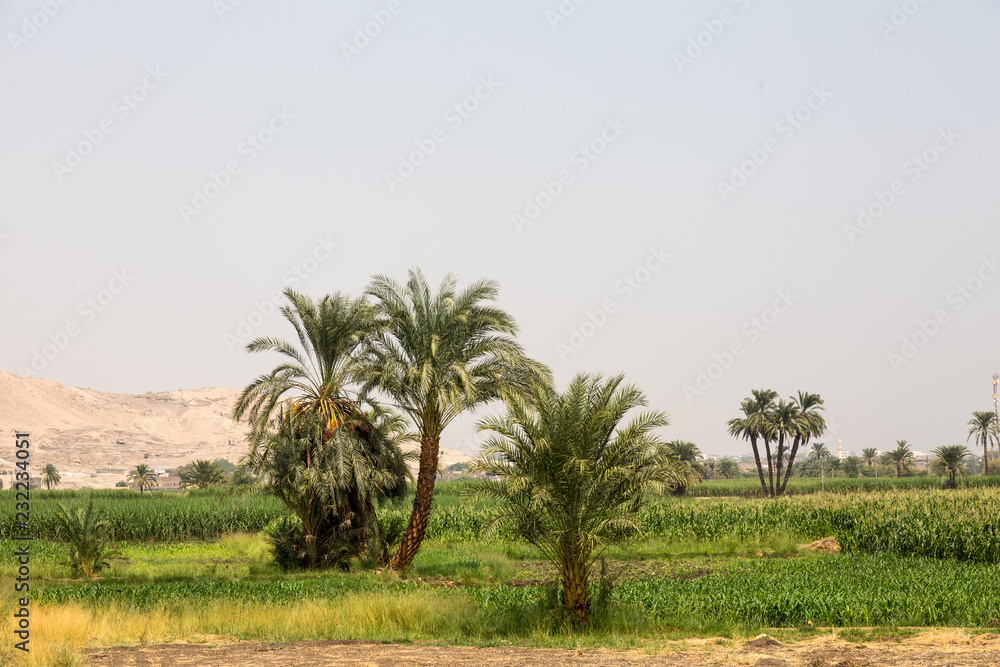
(4, 483, 1000, 665)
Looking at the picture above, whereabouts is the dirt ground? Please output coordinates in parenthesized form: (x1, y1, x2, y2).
(84, 632, 1000, 666)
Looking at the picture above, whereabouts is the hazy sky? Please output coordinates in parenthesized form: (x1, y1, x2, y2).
(3, 1, 999, 457)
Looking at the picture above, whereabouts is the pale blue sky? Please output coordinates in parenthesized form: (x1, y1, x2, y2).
(2, 0, 999, 457)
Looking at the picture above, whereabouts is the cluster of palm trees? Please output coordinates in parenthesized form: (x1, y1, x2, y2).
(726, 389, 827, 498)
(232, 269, 551, 571)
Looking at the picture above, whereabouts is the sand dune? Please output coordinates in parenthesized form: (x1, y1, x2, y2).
(0, 371, 471, 489)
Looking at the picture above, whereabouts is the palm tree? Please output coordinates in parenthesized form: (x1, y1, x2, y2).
(248, 406, 412, 568)
(471, 373, 669, 623)
(715, 458, 740, 479)
(360, 268, 552, 569)
(42, 463, 60, 490)
(967, 411, 1000, 476)
(127, 464, 158, 494)
(233, 289, 411, 566)
(776, 392, 826, 495)
(727, 389, 777, 497)
(809, 442, 831, 489)
(931, 444, 971, 489)
(882, 440, 914, 478)
(861, 448, 879, 468)
(178, 460, 228, 489)
(660, 440, 704, 495)
(232, 289, 377, 446)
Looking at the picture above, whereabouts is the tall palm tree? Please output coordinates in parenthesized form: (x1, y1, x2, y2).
(809, 442, 831, 490)
(882, 440, 914, 478)
(471, 373, 669, 623)
(361, 268, 552, 569)
(861, 447, 879, 468)
(41, 463, 60, 490)
(967, 411, 1000, 476)
(179, 460, 228, 489)
(127, 464, 158, 494)
(776, 392, 826, 495)
(727, 389, 777, 497)
(233, 289, 377, 446)
(931, 444, 971, 489)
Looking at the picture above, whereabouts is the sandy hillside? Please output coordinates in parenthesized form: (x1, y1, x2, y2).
(0, 371, 471, 489)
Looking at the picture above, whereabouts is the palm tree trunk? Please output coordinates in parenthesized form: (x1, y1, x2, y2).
(763, 439, 775, 498)
(984, 434, 989, 476)
(774, 434, 785, 498)
(390, 432, 440, 569)
(749, 436, 768, 497)
(561, 559, 591, 624)
(778, 436, 802, 496)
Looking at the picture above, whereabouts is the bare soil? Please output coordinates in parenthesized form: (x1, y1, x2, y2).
(84, 632, 1000, 666)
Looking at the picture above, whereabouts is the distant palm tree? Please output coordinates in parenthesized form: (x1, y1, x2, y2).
(715, 458, 740, 479)
(967, 411, 1000, 476)
(727, 389, 778, 496)
(127, 464, 158, 494)
(42, 463, 61, 490)
(861, 448, 879, 468)
(931, 444, 971, 489)
(471, 373, 669, 623)
(360, 268, 551, 569)
(808, 442, 831, 490)
(660, 440, 704, 494)
(882, 440, 914, 478)
(179, 460, 228, 489)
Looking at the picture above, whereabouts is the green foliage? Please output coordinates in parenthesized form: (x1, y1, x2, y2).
(42, 463, 61, 490)
(931, 444, 971, 488)
(178, 459, 228, 489)
(52, 499, 112, 578)
(127, 464, 158, 493)
(0, 489, 288, 541)
(472, 373, 669, 622)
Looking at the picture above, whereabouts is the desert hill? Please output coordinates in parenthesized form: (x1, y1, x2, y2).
(0, 371, 471, 489)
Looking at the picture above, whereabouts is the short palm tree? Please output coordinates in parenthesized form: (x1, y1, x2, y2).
(882, 440, 914, 478)
(659, 440, 704, 495)
(360, 268, 552, 569)
(967, 411, 1000, 476)
(127, 464, 158, 493)
(715, 458, 740, 479)
(931, 444, 971, 489)
(234, 289, 411, 566)
(52, 499, 112, 578)
(42, 463, 61, 490)
(861, 448, 879, 468)
(179, 460, 228, 489)
(249, 406, 412, 568)
(471, 373, 669, 623)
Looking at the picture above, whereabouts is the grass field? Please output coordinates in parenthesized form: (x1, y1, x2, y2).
(4, 483, 1000, 665)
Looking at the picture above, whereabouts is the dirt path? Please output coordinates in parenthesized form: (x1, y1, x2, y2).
(84, 632, 1000, 666)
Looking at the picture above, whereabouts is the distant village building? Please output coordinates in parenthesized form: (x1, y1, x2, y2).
(96, 467, 125, 474)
